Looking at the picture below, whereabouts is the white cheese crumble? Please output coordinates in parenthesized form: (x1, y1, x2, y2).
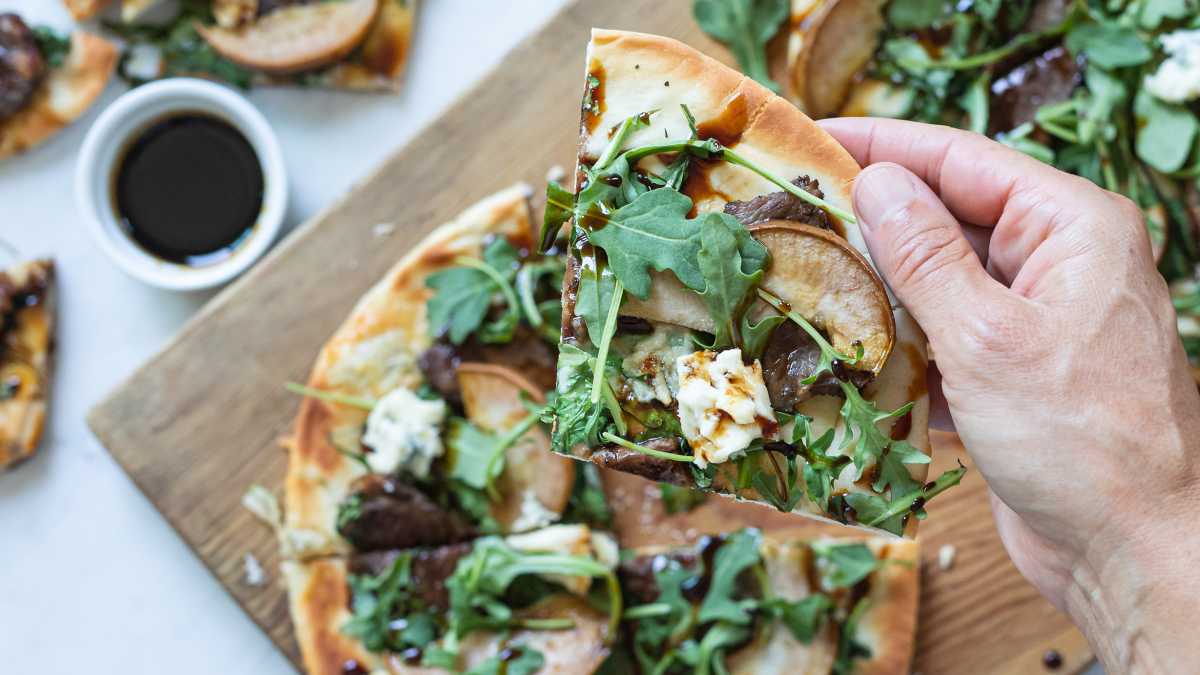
(675, 349, 776, 467)
(619, 326, 696, 404)
(362, 388, 447, 477)
(280, 527, 339, 559)
(242, 484, 282, 529)
(243, 552, 266, 586)
(510, 491, 561, 533)
(1145, 29, 1200, 103)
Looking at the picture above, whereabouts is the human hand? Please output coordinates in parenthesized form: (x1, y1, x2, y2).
(819, 117, 1200, 674)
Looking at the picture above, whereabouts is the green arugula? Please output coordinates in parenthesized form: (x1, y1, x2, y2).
(437, 537, 621, 662)
(1064, 22, 1152, 71)
(106, 0, 255, 88)
(812, 542, 881, 589)
(697, 529, 762, 625)
(587, 189, 705, 299)
(426, 238, 522, 344)
(692, 0, 789, 93)
(697, 214, 770, 348)
(342, 552, 440, 653)
(32, 27, 71, 69)
(335, 493, 363, 533)
(563, 464, 614, 527)
(465, 648, 545, 675)
(1135, 90, 1199, 174)
(446, 414, 540, 501)
(887, 0, 946, 31)
(739, 313, 786, 360)
(766, 593, 834, 643)
(832, 599, 873, 675)
(545, 344, 623, 453)
(846, 463, 967, 535)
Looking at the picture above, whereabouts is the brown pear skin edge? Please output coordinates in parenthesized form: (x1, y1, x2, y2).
(196, 0, 379, 75)
(748, 220, 896, 375)
(792, 0, 885, 118)
(455, 362, 575, 528)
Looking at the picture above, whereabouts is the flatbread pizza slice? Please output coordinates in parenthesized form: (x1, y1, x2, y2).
(617, 528, 918, 675)
(0, 259, 55, 470)
(543, 29, 964, 537)
(286, 524, 620, 675)
(283, 184, 575, 559)
(109, 0, 417, 93)
(0, 18, 118, 160)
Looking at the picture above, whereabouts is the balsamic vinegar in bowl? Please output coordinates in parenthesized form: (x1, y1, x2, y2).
(113, 112, 265, 267)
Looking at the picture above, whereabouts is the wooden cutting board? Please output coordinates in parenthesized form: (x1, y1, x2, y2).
(87, 2, 1094, 673)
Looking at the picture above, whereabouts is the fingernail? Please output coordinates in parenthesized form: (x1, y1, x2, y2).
(854, 164, 917, 233)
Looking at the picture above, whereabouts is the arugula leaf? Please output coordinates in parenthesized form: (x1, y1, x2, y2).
(1065, 22, 1152, 70)
(832, 598, 873, 675)
(692, 0, 789, 93)
(1137, 0, 1193, 29)
(839, 381, 913, 478)
(1135, 90, 1199, 173)
(107, 1, 255, 88)
(740, 313, 786, 360)
(812, 542, 881, 589)
(32, 27, 70, 68)
(766, 593, 834, 643)
(542, 181, 577, 252)
(887, 0, 946, 30)
(697, 529, 762, 625)
(846, 465, 967, 535)
(660, 484, 709, 514)
(564, 464, 614, 527)
(465, 647, 545, 675)
(697, 213, 769, 348)
(546, 344, 621, 452)
(872, 439, 931, 496)
(336, 493, 363, 533)
(690, 621, 751, 675)
(576, 263, 618, 343)
(588, 188, 704, 298)
(426, 239, 521, 344)
(958, 73, 990, 135)
(446, 417, 498, 489)
(342, 552, 440, 653)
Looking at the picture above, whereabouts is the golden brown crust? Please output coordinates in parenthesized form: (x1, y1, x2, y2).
(62, 0, 114, 20)
(284, 558, 385, 675)
(285, 184, 537, 547)
(855, 538, 920, 674)
(0, 259, 55, 470)
(0, 32, 118, 160)
(571, 29, 930, 537)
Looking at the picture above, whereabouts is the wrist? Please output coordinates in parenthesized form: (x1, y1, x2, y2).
(1066, 477, 1200, 673)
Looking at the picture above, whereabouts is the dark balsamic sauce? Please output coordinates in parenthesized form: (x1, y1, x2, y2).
(113, 112, 263, 267)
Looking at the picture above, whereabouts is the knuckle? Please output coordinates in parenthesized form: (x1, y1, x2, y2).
(959, 306, 1025, 355)
(886, 209, 972, 293)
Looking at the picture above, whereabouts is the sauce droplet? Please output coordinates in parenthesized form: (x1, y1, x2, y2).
(1042, 649, 1063, 670)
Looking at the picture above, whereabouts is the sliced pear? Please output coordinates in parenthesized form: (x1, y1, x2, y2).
(620, 221, 895, 375)
(750, 221, 894, 373)
(456, 362, 575, 532)
(197, 0, 379, 74)
(790, 0, 885, 118)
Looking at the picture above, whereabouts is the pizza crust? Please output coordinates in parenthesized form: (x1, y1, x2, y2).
(285, 184, 537, 552)
(0, 31, 118, 160)
(0, 260, 55, 470)
(567, 29, 930, 536)
(62, 0, 115, 20)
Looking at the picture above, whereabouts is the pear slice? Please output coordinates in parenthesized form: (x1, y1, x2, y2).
(197, 0, 379, 74)
(620, 220, 895, 375)
(790, 0, 885, 118)
(456, 362, 575, 532)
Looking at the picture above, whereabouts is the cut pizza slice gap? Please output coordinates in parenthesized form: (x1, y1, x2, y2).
(0, 259, 56, 470)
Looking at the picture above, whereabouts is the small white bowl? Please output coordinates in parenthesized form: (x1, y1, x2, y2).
(76, 78, 287, 291)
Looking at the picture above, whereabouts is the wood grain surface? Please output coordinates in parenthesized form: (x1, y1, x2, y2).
(87, 1, 1094, 673)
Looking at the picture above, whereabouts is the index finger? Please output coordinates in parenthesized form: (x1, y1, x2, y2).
(818, 117, 1091, 228)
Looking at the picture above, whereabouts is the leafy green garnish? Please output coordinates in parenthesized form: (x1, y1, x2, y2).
(692, 0, 789, 93)
(335, 493, 363, 532)
(1064, 22, 1152, 71)
(544, 344, 623, 453)
(446, 414, 540, 501)
(32, 27, 71, 69)
(106, 1, 255, 88)
(342, 553, 440, 653)
(697, 529, 762, 625)
(465, 648, 545, 675)
(285, 382, 376, 410)
(739, 313, 786, 360)
(1135, 90, 1199, 174)
(426, 239, 521, 345)
(838, 381, 917, 478)
(766, 593, 834, 643)
(564, 464, 614, 527)
(812, 542, 881, 589)
(846, 463, 967, 535)
(833, 599, 873, 675)
(697, 214, 769, 348)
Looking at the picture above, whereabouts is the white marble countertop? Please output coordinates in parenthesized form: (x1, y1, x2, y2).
(0, 2, 567, 672)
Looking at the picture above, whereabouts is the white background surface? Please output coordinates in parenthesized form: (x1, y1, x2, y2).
(0, 2, 1104, 674)
(0, 1, 569, 672)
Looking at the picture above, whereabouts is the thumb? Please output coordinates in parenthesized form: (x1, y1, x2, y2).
(852, 163, 1000, 339)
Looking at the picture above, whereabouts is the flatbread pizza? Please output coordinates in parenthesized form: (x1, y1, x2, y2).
(0, 16, 118, 159)
(540, 29, 963, 537)
(102, 0, 417, 93)
(0, 259, 56, 470)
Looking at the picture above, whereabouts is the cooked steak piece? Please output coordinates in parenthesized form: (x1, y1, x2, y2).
(723, 176, 831, 229)
(761, 322, 873, 410)
(349, 542, 473, 609)
(418, 326, 557, 407)
(590, 437, 693, 487)
(338, 475, 475, 552)
(989, 45, 1082, 136)
(0, 14, 46, 121)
